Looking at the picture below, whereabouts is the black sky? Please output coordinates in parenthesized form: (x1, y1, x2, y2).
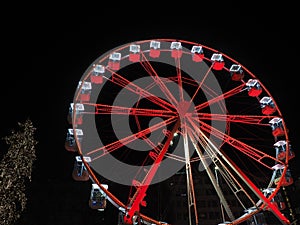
(2, 4, 299, 225)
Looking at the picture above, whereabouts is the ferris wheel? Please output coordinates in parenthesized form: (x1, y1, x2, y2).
(66, 39, 295, 225)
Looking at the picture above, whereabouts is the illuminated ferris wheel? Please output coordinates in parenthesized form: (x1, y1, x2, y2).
(65, 39, 295, 225)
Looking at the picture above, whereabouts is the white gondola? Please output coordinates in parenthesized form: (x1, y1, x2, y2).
(263, 187, 286, 211)
(211, 53, 225, 70)
(170, 41, 182, 58)
(72, 156, 90, 181)
(91, 64, 105, 84)
(229, 64, 244, 81)
(89, 183, 109, 211)
(272, 164, 293, 186)
(108, 52, 121, 71)
(259, 96, 276, 115)
(149, 40, 161, 58)
(77, 81, 92, 102)
(191, 45, 204, 62)
(274, 140, 295, 161)
(269, 117, 285, 137)
(64, 128, 83, 152)
(67, 102, 84, 125)
(129, 44, 141, 62)
(246, 79, 262, 97)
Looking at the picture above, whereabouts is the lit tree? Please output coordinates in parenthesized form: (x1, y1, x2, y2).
(0, 119, 38, 225)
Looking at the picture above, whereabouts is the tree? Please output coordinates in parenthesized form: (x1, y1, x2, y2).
(0, 119, 38, 225)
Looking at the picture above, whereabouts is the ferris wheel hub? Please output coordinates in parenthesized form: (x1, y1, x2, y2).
(176, 101, 192, 118)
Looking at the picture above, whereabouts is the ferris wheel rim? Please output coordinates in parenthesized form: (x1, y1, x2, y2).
(70, 38, 293, 225)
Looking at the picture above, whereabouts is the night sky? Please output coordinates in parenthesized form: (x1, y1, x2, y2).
(2, 4, 299, 225)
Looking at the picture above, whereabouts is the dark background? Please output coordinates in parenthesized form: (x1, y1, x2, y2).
(1, 3, 299, 225)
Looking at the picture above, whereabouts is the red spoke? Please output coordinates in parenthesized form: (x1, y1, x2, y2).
(185, 118, 288, 222)
(83, 103, 176, 117)
(140, 51, 179, 106)
(124, 120, 181, 224)
(187, 116, 283, 170)
(190, 64, 213, 103)
(106, 67, 176, 111)
(193, 113, 277, 126)
(174, 57, 184, 102)
(86, 116, 178, 160)
(195, 83, 245, 111)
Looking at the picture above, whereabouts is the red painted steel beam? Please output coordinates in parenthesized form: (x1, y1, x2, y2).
(123, 119, 181, 224)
